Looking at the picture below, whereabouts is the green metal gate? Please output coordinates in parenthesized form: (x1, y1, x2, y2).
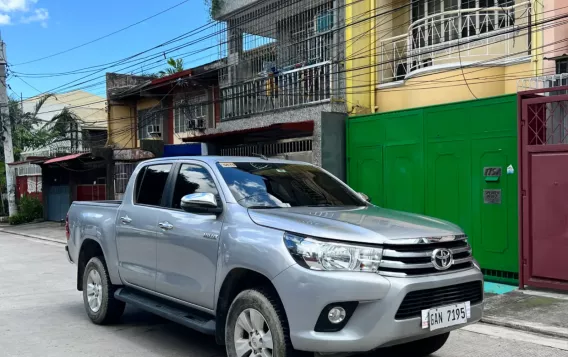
(347, 95, 518, 283)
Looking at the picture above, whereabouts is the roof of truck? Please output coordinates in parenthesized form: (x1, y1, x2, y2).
(142, 156, 312, 166)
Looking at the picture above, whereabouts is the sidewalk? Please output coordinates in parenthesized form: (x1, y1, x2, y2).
(482, 287, 568, 340)
(0, 221, 66, 244)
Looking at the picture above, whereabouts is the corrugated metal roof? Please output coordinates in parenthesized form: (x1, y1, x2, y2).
(43, 153, 89, 164)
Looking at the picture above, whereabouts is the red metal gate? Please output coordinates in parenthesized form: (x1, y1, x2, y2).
(520, 87, 568, 291)
(76, 184, 106, 201)
(16, 175, 42, 201)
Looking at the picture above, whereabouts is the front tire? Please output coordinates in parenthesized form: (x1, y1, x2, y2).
(225, 289, 305, 357)
(82, 256, 125, 325)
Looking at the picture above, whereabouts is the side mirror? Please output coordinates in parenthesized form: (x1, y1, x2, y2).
(181, 193, 223, 215)
(358, 192, 371, 203)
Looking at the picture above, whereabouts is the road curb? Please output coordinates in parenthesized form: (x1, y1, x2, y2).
(0, 229, 66, 245)
(481, 316, 568, 340)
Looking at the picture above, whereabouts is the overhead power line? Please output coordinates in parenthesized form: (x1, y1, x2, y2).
(11, 0, 192, 67)
(15, 1, 568, 118)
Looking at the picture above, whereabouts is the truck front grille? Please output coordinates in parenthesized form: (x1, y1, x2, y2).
(395, 281, 483, 319)
(379, 236, 473, 277)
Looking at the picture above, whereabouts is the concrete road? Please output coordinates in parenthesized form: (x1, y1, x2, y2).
(1, 233, 567, 357)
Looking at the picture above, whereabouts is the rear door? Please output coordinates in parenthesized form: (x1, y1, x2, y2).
(155, 161, 224, 309)
(115, 163, 173, 290)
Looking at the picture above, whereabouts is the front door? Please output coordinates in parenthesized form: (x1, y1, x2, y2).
(156, 162, 224, 309)
(115, 163, 173, 290)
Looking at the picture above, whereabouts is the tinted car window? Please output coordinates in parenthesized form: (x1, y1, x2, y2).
(216, 162, 365, 208)
(172, 164, 219, 209)
(135, 164, 172, 206)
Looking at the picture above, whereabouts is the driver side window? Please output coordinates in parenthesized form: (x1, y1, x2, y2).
(171, 164, 219, 209)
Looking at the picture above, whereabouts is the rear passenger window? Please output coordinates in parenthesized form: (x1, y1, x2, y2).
(135, 164, 172, 206)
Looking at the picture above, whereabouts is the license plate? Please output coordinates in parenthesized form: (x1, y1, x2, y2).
(421, 302, 470, 331)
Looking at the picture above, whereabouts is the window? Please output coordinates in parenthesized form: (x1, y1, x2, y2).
(171, 164, 219, 209)
(138, 108, 164, 140)
(135, 164, 172, 206)
(557, 59, 568, 74)
(216, 162, 365, 209)
(174, 95, 207, 133)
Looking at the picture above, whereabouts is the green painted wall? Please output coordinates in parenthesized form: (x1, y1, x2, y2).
(347, 95, 519, 283)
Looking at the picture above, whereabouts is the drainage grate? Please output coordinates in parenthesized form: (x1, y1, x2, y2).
(482, 269, 519, 281)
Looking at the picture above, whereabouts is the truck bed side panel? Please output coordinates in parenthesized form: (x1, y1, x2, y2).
(68, 201, 122, 285)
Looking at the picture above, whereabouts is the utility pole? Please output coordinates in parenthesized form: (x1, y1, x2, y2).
(0, 40, 16, 216)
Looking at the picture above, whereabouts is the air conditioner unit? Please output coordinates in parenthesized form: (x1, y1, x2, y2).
(195, 119, 206, 129)
(185, 119, 206, 130)
(147, 125, 161, 138)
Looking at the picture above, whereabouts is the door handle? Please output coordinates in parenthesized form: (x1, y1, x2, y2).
(158, 221, 174, 230)
(120, 216, 132, 224)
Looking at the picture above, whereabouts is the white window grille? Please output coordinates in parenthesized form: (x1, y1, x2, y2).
(380, 0, 527, 84)
(174, 94, 208, 133)
(410, 0, 516, 50)
(27, 177, 42, 193)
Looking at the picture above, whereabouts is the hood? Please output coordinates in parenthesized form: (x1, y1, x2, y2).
(247, 206, 463, 244)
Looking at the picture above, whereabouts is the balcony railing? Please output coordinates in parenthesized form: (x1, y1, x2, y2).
(518, 74, 568, 93)
(220, 61, 332, 120)
(21, 146, 91, 161)
(380, 1, 530, 84)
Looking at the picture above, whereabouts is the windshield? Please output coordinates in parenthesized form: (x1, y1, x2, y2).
(216, 161, 366, 209)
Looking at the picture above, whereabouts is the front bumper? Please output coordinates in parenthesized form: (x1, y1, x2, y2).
(272, 265, 484, 354)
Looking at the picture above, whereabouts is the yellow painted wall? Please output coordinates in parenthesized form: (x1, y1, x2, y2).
(345, 0, 374, 115)
(344, 0, 543, 114)
(137, 98, 160, 111)
(376, 62, 530, 112)
(108, 104, 134, 149)
(108, 98, 160, 149)
(135, 98, 161, 148)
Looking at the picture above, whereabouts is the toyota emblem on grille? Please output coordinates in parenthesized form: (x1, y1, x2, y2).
(431, 248, 453, 271)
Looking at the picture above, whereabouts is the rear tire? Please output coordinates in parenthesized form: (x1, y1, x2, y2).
(82, 256, 125, 325)
(225, 289, 309, 357)
(383, 332, 450, 357)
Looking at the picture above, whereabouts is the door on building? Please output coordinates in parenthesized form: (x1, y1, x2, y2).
(520, 91, 568, 291)
(46, 185, 70, 221)
(155, 162, 223, 309)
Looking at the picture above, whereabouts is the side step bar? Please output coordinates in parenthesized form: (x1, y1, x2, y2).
(114, 288, 216, 335)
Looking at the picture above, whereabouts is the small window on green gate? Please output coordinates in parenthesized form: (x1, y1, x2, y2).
(135, 164, 172, 206)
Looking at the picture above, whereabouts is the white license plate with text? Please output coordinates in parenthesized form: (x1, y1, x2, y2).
(421, 302, 471, 331)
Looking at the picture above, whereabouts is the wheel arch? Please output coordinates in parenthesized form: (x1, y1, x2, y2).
(77, 239, 105, 291)
(215, 267, 288, 345)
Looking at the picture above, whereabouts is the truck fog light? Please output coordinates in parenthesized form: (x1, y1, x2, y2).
(328, 307, 346, 324)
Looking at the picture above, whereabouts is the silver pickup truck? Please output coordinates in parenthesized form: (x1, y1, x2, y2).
(65, 156, 484, 357)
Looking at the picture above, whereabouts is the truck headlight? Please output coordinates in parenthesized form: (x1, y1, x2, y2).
(284, 232, 383, 272)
